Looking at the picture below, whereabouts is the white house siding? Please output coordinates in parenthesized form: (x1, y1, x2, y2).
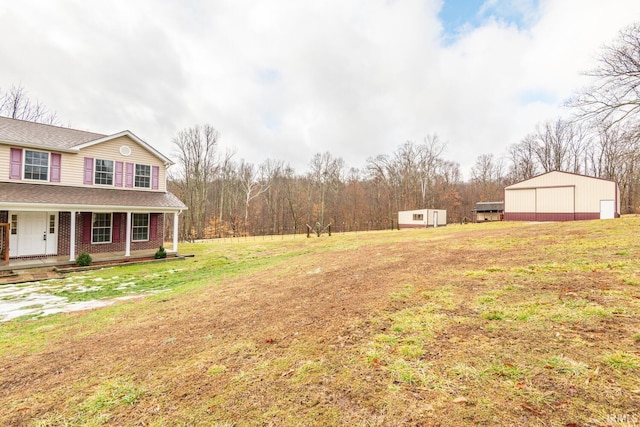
(68, 136, 167, 192)
(0, 136, 167, 192)
(0, 145, 12, 180)
(504, 171, 619, 221)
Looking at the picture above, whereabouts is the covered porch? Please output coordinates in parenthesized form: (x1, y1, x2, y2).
(0, 181, 186, 266)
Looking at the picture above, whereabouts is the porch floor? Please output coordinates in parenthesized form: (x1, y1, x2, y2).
(0, 249, 177, 273)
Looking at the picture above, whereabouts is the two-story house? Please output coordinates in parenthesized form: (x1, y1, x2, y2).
(0, 116, 186, 263)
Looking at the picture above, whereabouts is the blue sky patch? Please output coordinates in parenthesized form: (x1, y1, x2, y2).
(439, 0, 540, 42)
(518, 89, 556, 105)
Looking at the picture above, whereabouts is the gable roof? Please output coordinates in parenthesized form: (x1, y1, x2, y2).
(0, 116, 173, 165)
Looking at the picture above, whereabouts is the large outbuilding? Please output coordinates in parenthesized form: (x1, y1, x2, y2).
(503, 171, 619, 221)
(398, 209, 447, 228)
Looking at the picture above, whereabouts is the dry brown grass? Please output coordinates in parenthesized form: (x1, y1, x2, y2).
(1, 218, 639, 426)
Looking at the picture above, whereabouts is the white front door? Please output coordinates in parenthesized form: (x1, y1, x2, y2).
(433, 211, 438, 228)
(46, 213, 58, 254)
(600, 200, 615, 219)
(8, 211, 58, 257)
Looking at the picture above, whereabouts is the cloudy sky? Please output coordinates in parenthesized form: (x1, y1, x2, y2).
(1, 0, 638, 178)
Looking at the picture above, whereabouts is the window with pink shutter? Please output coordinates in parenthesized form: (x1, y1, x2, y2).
(152, 166, 159, 190)
(125, 163, 134, 187)
(150, 213, 158, 239)
(115, 161, 123, 187)
(9, 148, 22, 180)
(50, 153, 61, 182)
(84, 157, 94, 185)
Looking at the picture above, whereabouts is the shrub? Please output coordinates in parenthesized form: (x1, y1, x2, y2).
(76, 252, 92, 267)
(154, 246, 167, 259)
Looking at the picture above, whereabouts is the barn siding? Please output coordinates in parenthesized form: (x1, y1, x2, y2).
(504, 171, 619, 221)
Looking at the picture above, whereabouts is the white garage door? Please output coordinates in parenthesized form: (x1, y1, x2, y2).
(537, 187, 574, 213)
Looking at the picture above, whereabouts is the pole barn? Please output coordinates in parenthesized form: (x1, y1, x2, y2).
(504, 171, 620, 221)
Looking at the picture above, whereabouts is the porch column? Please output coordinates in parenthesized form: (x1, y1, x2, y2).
(125, 211, 131, 257)
(173, 211, 179, 252)
(69, 211, 76, 261)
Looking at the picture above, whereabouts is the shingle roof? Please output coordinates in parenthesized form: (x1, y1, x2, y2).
(0, 182, 186, 211)
(0, 116, 106, 149)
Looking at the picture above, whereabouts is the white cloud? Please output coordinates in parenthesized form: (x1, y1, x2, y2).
(1, 0, 638, 178)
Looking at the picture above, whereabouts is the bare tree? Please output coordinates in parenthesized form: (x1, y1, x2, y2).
(309, 152, 344, 227)
(470, 153, 504, 201)
(238, 160, 275, 234)
(569, 23, 640, 136)
(0, 84, 61, 125)
(171, 124, 219, 240)
(507, 134, 539, 183)
(533, 118, 583, 173)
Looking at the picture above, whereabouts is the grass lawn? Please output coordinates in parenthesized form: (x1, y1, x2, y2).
(0, 217, 639, 426)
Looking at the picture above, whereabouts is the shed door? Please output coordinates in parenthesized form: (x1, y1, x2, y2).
(433, 211, 438, 228)
(600, 200, 615, 219)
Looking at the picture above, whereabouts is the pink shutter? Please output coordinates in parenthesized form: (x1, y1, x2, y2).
(50, 153, 61, 182)
(112, 213, 121, 242)
(115, 161, 123, 187)
(84, 157, 94, 185)
(125, 163, 134, 188)
(82, 213, 92, 244)
(152, 166, 159, 190)
(9, 148, 22, 179)
(150, 213, 158, 239)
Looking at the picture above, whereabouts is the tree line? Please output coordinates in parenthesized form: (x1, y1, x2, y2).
(169, 23, 640, 239)
(3, 23, 640, 239)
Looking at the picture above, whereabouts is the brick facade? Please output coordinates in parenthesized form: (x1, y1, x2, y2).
(5, 210, 166, 259)
(58, 212, 71, 256)
(74, 212, 165, 256)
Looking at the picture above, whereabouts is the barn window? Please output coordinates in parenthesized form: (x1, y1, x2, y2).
(413, 214, 424, 221)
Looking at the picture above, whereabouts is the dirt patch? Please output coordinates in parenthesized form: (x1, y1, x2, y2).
(1, 223, 639, 426)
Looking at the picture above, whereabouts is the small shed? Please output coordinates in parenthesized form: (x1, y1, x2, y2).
(504, 171, 620, 221)
(398, 209, 447, 228)
(474, 201, 504, 222)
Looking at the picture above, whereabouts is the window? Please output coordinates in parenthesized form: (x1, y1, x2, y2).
(94, 159, 114, 185)
(24, 150, 49, 181)
(134, 164, 151, 188)
(49, 214, 56, 234)
(10, 215, 17, 235)
(92, 213, 112, 244)
(413, 214, 424, 221)
(132, 213, 149, 241)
